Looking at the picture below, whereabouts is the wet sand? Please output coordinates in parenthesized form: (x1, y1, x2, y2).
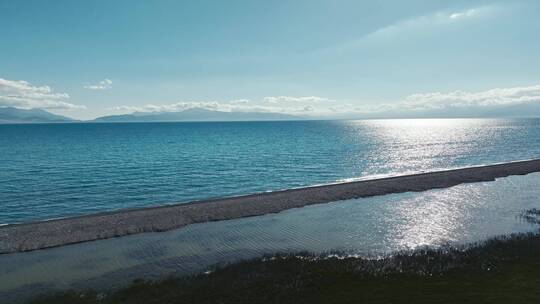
(1, 159, 540, 254)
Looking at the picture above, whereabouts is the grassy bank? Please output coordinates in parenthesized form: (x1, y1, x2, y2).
(31, 210, 540, 304)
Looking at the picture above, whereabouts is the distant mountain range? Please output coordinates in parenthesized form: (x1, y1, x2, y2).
(3, 103, 540, 124)
(0, 107, 302, 124)
(93, 108, 302, 122)
(0, 107, 75, 123)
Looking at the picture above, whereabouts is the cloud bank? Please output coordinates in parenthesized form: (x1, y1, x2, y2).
(0, 78, 85, 110)
(84, 79, 112, 90)
(112, 96, 332, 115)
(371, 84, 540, 114)
(263, 96, 328, 104)
(110, 85, 540, 119)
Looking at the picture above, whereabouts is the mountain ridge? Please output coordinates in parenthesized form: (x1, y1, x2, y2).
(93, 108, 303, 122)
(0, 107, 75, 123)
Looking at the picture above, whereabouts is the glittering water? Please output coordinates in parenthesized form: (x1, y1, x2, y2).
(1, 173, 539, 301)
(1, 119, 540, 224)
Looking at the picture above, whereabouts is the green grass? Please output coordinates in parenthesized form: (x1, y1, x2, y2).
(30, 210, 540, 304)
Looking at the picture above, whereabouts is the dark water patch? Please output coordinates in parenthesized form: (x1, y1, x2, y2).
(520, 208, 540, 225)
(0, 283, 55, 304)
(68, 248, 266, 294)
(28, 232, 540, 304)
(72, 256, 114, 271)
(124, 242, 170, 261)
(0, 251, 61, 275)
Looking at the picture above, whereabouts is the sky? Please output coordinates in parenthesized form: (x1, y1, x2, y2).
(1, 0, 540, 120)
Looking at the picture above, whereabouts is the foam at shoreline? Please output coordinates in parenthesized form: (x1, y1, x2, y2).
(2, 159, 540, 254)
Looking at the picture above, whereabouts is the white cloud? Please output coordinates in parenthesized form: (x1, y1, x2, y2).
(84, 79, 112, 90)
(112, 97, 329, 115)
(319, 5, 500, 56)
(328, 103, 355, 113)
(0, 77, 85, 110)
(229, 99, 250, 105)
(449, 8, 479, 20)
(369, 6, 494, 38)
(263, 96, 329, 104)
(113, 101, 221, 113)
(302, 105, 315, 112)
(401, 85, 540, 111)
(110, 84, 540, 118)
(350, 84, 540, 116)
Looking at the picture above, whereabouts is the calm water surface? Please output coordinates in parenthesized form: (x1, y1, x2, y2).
(1, 172, 539, 301)
(2, 119, 540, 302)
(2, 119, 540, 224)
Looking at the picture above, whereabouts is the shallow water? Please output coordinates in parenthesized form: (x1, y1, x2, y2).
(1, 172, 539, 301)
(2, 119, 540, 223)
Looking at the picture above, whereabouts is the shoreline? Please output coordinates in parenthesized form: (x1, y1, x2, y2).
(2, 159, 540, 254)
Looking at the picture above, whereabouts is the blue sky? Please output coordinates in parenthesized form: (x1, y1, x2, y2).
(1, 0, 540, 120)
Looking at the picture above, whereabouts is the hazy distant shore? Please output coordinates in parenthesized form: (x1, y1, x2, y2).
(2, 159, 540, 254)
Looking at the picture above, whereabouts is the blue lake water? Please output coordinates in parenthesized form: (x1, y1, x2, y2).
(1, 118, 540, 224)
(2, 118, 540, 302)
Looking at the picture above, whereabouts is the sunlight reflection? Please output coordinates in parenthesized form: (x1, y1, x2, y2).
(345, 119, 504, 176)
(385, 185, 485, 250)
